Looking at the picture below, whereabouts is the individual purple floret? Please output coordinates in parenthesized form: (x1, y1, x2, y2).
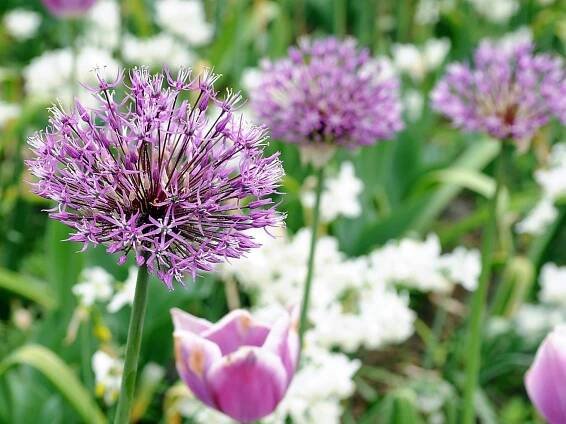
(28, 67, 284, 288)
(251, 37, 403, 151)
(432, 40, 565, 142)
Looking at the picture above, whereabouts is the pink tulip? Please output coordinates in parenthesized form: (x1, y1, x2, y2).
(41, 0, 97, 18)
(171, 307, 299, 423)
(525, 326, 566, 424)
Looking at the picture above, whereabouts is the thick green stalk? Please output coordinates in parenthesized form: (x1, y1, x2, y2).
(298, 166, 325, 352)
(114, 264, 150, 424)
(334, 0, 347, 36)
(461, 143, 511, 423)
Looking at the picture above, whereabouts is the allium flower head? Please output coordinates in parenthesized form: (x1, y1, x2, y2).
(41, 0, 97, 18)
(251, 37, 403, 153)
(432, 40, 565, 142)
(28, 67, 284, 287)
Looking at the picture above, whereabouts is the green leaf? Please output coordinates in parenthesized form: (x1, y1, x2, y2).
(415, 168, 495, 198)
(0, 268, 56, 309)
(0, 345, 106, 424)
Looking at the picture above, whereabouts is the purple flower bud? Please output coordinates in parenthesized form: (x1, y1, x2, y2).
(41, 0, 97, 18)
(172, 308, 299, 422)
(525, 326, 566, 424)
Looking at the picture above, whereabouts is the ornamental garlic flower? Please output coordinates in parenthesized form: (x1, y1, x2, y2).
(525, 326, 566, 424)
(251, 37, 402, 160)
(172, 308, 298, 422)
(432, 40, 565, 142)
(28, 68, 283, 287)
(41, 0, 97, 17)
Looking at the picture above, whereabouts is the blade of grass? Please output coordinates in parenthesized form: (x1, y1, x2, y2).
(0, 345, 106, 424)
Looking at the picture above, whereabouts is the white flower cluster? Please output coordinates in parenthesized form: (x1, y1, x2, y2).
(72, 266, 137, 312)
(222, 229, 479, 352)
(0, 101, 20, 128)
(22, 0, 213, 106)
(517, 143, 566, 235)
(539, 263, 566, 305)
(392, 39, 450, 82)
(301, 162, 363, 223)
(2, 9, 41, 41)
(122, 0, 212, 69)
(155, 0, 213, 46)
(215, 228, 479, 423)
(467, 0, 518, 22)
(23, 47, 120, 105)
(92, 350, 123, 405)
(490, 262, 566, 340)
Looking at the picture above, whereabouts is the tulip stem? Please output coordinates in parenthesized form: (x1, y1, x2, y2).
(114, 264, 150, 424)
(461, 142, 510, 423)
(298, 166, 325, 353)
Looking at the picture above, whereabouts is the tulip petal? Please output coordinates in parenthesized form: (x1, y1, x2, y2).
(207, 347, 288, 422)
(174, 330, 221, 407)
(202, 309, 271, 355)
(525, 328, 566, 424)
(171, 307, 212, 334)
(262, 311, 299, 386)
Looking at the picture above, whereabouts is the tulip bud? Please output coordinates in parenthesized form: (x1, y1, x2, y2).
(525, 326, 566, 424)
(171, 308, 298, 422)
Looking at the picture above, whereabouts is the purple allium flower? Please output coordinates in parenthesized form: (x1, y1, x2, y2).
(432, 40, 565, 142)
(172, 307, 298, 422)
(251, 37, 403, 153)
(41, 0, 97, 17)
(28, 68, 284, 287)
(525, 326, 566, 424)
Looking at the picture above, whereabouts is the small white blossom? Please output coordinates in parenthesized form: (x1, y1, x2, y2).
(439, 247, 481, 291)
(516, 197, 558, 235)
(122, 33, 194, 70)
(302, 162, 363, 223)
(392, 39, 450, 81)
(0, 102, 20, 128)
(467, 0, 518, 22)
(83, 0, 121, 49)
(539, 263, 566, 305)
(107, 267, 137, 313)
(92, 350, 123, 405)
(404, 90, 424, 121)
(23, 47, 119, 105)
(155, 0, 213, 46)
(3, 9, 41, 41)
(72, 267, 114, 307)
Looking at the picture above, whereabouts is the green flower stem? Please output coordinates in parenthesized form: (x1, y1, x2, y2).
(461, 142, 511, 423)
(298, 166, 325, 353)
(114, 264, 150, 424)
(334, 0, 347, 36)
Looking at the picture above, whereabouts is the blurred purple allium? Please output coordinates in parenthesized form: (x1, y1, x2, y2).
(28, 67, 284, 287)
(525, 326, 566, 424)
(41, 0, 97, 17)
(251, 37, 403, 151)
(432, 40, 565, 141)
(172, 307, 298, 422)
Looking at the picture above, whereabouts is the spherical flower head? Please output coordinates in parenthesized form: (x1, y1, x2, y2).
(41, 0, 97, 18)
(432, 40, 565, 142)
(172, 307, 299, 422)
(251, 37, 403, 157)
(28, 67, 284, 288)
